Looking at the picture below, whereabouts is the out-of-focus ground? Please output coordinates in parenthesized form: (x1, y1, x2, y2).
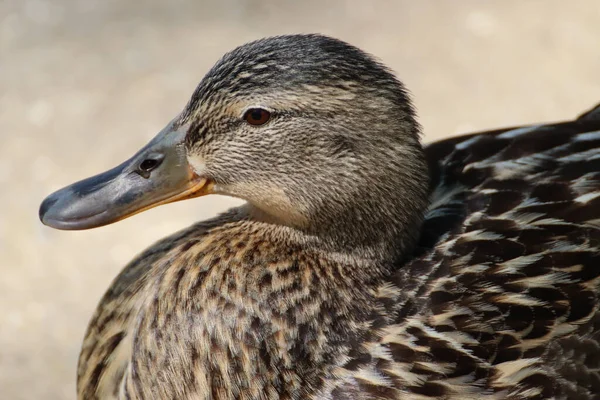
(1, 0, 599, 398)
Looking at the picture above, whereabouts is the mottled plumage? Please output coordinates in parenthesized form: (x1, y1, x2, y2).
(40, 35, 600, 400)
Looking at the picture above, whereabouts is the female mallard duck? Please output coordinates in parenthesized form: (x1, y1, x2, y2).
(40, 35, 600, 400)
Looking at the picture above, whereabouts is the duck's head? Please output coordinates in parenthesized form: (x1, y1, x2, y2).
(40, 35, 429, 258)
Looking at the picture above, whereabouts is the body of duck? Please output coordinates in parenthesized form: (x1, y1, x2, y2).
(40, 35, 600, 399)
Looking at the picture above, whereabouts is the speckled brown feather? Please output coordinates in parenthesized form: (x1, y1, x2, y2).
(324, 114, 600, 399)
(75, 36, 600, 399)
(78, 208, 392, 399)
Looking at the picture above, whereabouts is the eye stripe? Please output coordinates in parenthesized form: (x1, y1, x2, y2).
(185, 124, 209, 148)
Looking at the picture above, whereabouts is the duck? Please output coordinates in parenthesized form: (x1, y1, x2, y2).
(39, 34, 600, 400)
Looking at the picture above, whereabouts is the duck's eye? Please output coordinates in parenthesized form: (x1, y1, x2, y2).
(244, 108, 271, 126)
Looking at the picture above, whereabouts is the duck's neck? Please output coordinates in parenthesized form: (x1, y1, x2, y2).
(247, 180, 429, 264)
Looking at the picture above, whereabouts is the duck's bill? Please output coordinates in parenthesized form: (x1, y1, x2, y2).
(39, 121, 213, 230)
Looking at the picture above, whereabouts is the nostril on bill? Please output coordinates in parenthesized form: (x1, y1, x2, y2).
(139, 158, 161, 172)
(137, 152, 166, 178)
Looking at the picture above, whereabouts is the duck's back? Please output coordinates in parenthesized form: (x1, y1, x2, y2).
(341, 105, 600, 400)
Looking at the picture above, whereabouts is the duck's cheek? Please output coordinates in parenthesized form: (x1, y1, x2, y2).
(188, 153, 208, 177)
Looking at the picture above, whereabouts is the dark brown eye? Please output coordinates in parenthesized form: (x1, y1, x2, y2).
(244, 108, 271, 126)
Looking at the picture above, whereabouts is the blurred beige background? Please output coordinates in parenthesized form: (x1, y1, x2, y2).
(1, 0, 599, 398)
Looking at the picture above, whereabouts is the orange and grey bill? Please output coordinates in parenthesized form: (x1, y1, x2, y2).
(39, 120, 211, 230)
